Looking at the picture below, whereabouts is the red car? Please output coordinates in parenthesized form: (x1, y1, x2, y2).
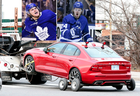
(23, 42, 135, 91)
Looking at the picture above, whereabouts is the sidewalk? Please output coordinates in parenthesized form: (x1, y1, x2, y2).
(131, 71, 140, 81)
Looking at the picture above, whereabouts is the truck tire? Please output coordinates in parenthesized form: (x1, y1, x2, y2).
(26, 73, 47, 84)
(2, 81, 7, 84)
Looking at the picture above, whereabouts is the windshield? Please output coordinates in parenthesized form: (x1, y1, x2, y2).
(84, 47, 121, 58)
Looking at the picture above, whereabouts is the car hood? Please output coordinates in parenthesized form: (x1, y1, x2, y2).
(26, 47, 45, 53)
(32, 47, 44, 51)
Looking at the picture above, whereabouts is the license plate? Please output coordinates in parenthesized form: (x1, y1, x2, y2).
(111, 65, 119, 70)
(1, 72, 12, 81)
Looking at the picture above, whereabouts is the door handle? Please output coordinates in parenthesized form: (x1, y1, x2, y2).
(69, 59, 73, 61)
(52, 55, 56, 58)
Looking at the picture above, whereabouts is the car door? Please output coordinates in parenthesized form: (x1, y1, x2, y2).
(38, 43, 67, 75)
(55, 44, 81, 78)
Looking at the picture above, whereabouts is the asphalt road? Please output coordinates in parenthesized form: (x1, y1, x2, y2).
(0, 77, 140, 96)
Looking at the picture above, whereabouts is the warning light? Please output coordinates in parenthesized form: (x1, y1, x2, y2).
(86, 42, 89, 44)
(103, 42, 106, 45)
(4, 63, 7, 67)
(101, 42, 106, 49)
(85, 42, 89, 48)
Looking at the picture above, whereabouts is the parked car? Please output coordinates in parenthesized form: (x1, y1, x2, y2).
(23, 42, 135, 91)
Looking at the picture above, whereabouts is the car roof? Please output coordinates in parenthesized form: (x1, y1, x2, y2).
(67, 42, 105, 48)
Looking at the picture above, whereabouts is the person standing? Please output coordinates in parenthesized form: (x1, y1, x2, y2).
(22, 3, 56, 41)
(60, 1, 93, 42)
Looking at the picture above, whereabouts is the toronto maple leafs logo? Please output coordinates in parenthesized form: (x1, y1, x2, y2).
(35, 26, 50, 40)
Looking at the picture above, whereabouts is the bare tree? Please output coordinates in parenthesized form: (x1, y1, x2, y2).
(96, 0, 140, 69)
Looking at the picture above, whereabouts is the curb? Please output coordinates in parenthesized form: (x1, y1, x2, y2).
(131, 71, 140, 81)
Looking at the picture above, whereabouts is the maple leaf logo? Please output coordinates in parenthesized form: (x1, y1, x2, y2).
(35, 26, 50, 40)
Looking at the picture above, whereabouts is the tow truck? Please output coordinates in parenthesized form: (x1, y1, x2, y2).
(0, 31, 48, 84)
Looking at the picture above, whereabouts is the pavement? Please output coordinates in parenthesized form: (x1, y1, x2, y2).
(131, 71, 140, 81)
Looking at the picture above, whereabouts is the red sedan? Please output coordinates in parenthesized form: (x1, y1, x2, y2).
(23, 42, 135, 91)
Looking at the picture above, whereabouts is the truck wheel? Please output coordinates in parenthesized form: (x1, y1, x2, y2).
(71, 78, 80, 91)
(59, 78, 68, 91)
(2, 81, 7, 84)
(26, 73, 47, 84)
(24, 55, 35, 74)
(127, 78, 135, 91)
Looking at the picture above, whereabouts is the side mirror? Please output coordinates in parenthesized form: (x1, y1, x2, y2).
(43, 47, 48, 53)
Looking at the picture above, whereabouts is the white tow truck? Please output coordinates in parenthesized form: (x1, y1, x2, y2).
(0, 31, 33, 83)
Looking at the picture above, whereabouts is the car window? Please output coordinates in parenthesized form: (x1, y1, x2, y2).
(74, 49, 81, 56)
(48, 43, 66, 54)
(0, 37, 12, 44)
(84, 47, 121, 58)
(63, 44, 79, 56)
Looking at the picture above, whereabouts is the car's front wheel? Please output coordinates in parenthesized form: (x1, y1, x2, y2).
(24, 55, 35, 74)
(24, 55, 47, 84)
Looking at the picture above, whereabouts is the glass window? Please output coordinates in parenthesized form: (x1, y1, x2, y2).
(63, 44, 79, 56)
(48, 43, 66, 54)
(0, 37, 11, 44)
(83, 47, 121, 58)
(74, 49, 81, 56)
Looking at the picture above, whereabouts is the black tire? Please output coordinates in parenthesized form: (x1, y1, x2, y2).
(69, 68, 81, 82)
(26, 73, 47, 84)
(24, 55, 35, 74)
(0, 85, 2, 90)
(127, 78, 135, 91)
(114, 85, 123, 90)
(59, 78, 68, 91)
(71, 78, 80, 91)
(2, 81, 7, 84)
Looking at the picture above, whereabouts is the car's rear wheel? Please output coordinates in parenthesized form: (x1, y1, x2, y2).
(69, 68, 81, 91)
(127, 78, 135, 91)
(24, 55, 35, 74)
(113, 85, 123, 90)
(26, 73, 47, 84)
(59, 78, 68, 91)
(69, 68, 81, 82)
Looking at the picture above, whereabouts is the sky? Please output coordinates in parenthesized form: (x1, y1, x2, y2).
(96, 0, 140, 20)
(2, 0, 22, 19)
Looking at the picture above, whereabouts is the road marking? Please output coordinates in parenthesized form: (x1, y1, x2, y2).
(2, 82, 140, 89)
(3, 85, 27, 88)
(2, 83, 58, 89)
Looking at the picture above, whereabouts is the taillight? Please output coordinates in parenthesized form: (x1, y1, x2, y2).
(90, 64, 100, 72)
(126, 64, 131, 72)
(4, 63, 7, 67)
